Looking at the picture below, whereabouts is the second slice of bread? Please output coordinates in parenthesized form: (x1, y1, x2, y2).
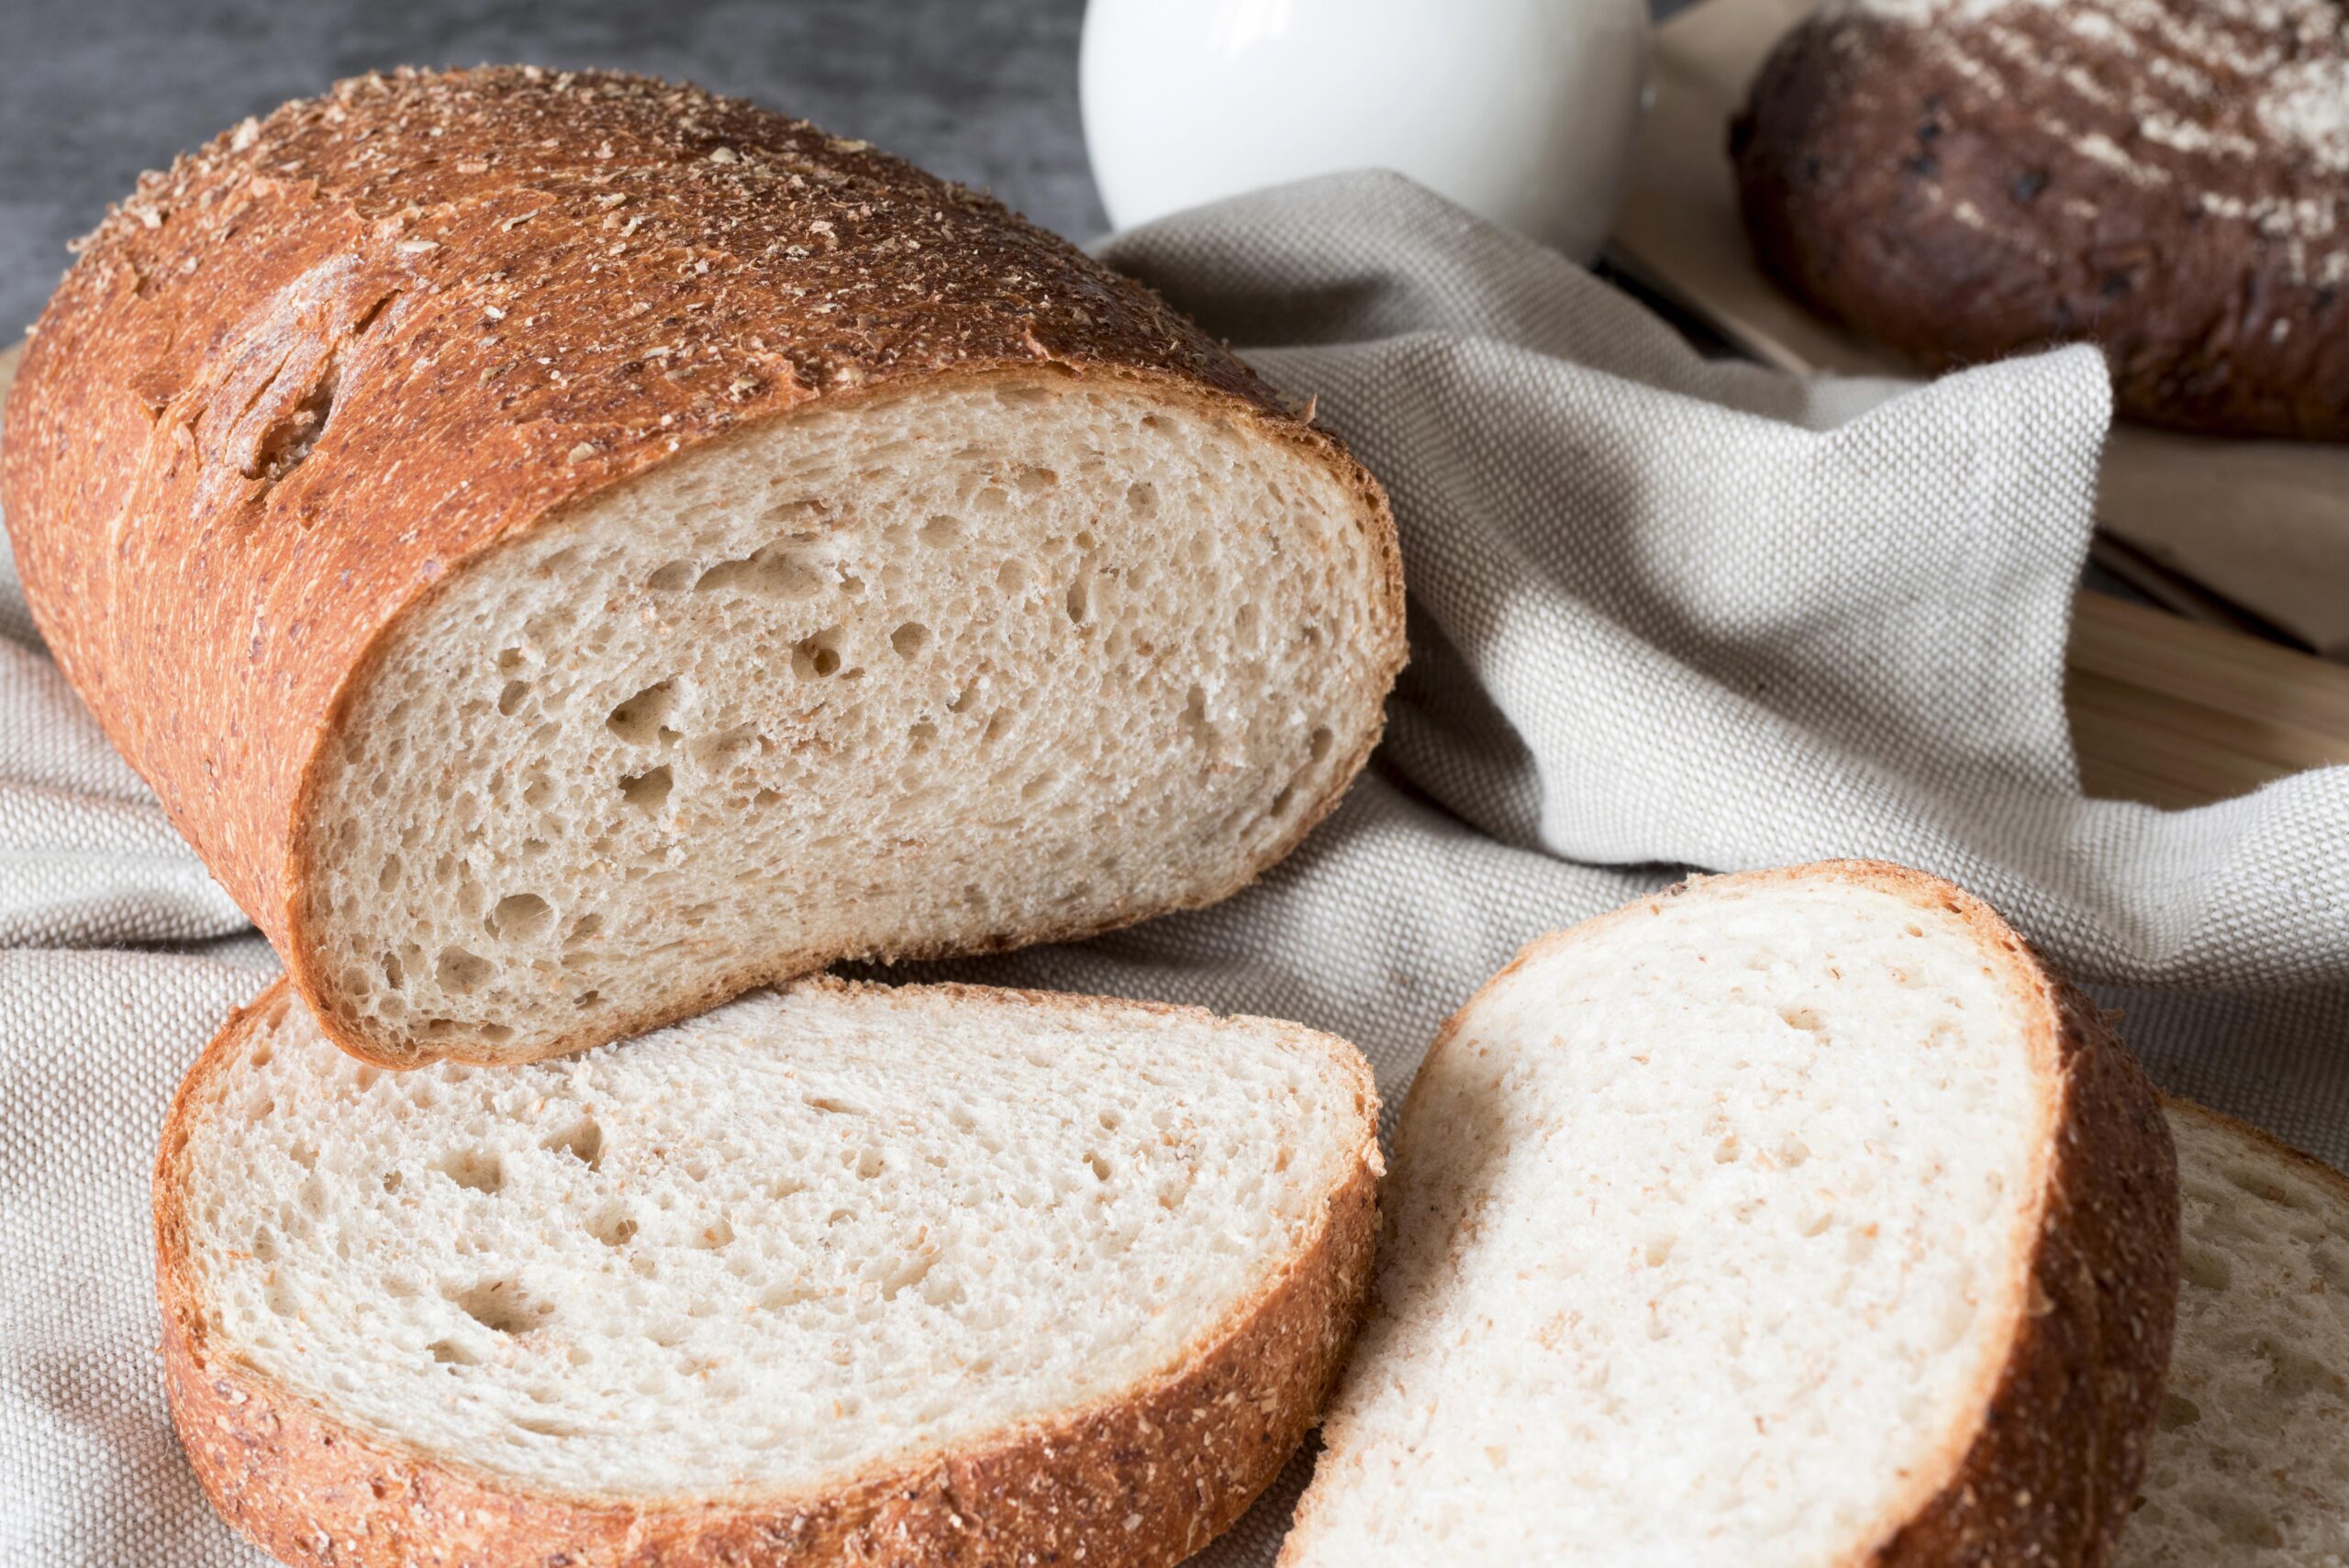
(2119, 1100, 2349, 1566)
(157, 976, 1381, 1568)
(1284, 860, 2179, 1567)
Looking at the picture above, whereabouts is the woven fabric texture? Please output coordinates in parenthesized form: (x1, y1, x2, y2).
(1, 173, 2342, 1566)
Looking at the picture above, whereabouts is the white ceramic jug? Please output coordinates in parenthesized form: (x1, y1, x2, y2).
(1080, 0, 1651, 260)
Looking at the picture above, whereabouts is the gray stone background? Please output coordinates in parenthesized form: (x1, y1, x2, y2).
(0, 0, 1100, 334)
(0, 0, 1698, 336)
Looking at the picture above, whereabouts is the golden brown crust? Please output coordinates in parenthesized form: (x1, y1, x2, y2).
(1291, 860, 2179, 1568)
(157, 974, 1383, 1568)
(1863, 882, 2179, 1568)
(4, 66, 1405, 1067)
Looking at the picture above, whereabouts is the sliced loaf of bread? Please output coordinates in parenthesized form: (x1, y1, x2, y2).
(2119, 1101, 2349, 1566)
(1283, 861, 2179, 1568)
(157, 976, 1381, 1568)
(1, 69, 1405, 1069)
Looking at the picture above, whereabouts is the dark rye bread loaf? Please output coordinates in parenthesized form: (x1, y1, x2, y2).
(0, 68, 1405, 1068)
(1731, 0, 2349, 441)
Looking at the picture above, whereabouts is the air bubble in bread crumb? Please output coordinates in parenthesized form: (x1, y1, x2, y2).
(792, 630, 843, 679)
(435, 948, 492, 994)
(453, 1278, 543, 1334)
(607, 682, 678, 745)
(541, 1116, 604, 1169)
(488, 893, 551, 940)
(430, 1148, 504, 1194)
(618, 766, 673, 810)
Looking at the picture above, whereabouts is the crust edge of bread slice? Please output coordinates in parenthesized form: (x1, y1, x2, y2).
(2160, 1094, 2349, 1211)
(1850, 859, 2179, 1568)
(1282, 859, 2181, 1568)
(156, 974, 1384, 1568)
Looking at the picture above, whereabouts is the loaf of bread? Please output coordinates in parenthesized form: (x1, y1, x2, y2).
(1284, 861, 2179, 1567)
(1731, 0, 2349, 441)
(0, 68, 1405, 1068)
(2119, 1100, 2349, 1566)
(157, 974, 1382, 1568)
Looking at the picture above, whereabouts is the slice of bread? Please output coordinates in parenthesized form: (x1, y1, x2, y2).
(2, 68, 1406, 1069)
(157, 976, 1381, 1568)
(2119, 1101, 2349, 1566)
(1284, 861, 2179, 1568)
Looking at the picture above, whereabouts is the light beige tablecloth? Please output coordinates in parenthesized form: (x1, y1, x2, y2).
(4, 173, 2343, 1566)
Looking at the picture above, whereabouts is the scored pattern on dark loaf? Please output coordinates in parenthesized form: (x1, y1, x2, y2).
(1731, 0, 2349, 440)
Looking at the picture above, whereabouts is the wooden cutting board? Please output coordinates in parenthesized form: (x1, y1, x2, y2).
(0, 342, 2338, 810)
(2069, 592, 2349, 808)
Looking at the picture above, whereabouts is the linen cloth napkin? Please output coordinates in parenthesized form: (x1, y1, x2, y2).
(2, 171, 2343, 1567)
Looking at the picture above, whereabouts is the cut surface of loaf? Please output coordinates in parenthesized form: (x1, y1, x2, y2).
(0, 67, 1404, 1068)
(158, 976, 1381, 1568)
(1284, 861, 2179, 1568)
(304, 370, 1393, 1064)
(2118, 1101, 2349, 1567)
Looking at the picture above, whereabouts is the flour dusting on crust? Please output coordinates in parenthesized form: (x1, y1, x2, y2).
(1847, 0, 2347, 166)
(1835, 0, 2347, 259)
(1735, 0, 2349, 439)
